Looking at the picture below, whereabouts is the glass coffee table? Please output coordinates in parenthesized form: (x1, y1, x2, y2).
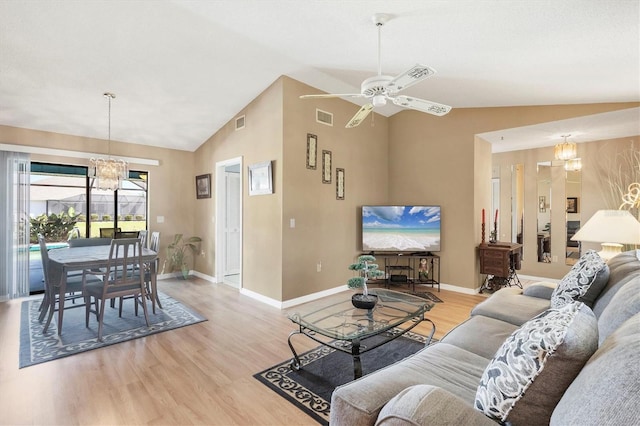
(287, 289, 435, 379)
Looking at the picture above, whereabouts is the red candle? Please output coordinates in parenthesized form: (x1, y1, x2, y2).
(482, 208, 485, 225)
(494, 209, 498, 223)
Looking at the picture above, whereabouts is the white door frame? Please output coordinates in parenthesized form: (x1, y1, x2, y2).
(215, 156, 243, 289)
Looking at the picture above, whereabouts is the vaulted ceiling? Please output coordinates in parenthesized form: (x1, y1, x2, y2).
(1, 1, 638, 152)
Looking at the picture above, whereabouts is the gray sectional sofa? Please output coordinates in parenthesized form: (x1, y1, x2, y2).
(330, 250, 640, 425)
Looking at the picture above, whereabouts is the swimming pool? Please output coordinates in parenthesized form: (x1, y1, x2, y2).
(29, 242, 69, 251)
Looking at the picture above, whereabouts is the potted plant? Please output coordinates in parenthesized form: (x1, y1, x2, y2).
(347, 254, 385, 309)
(164, 233, 202, 279)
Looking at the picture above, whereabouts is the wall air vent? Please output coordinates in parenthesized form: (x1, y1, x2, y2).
(235, 115, 245, 130)
(316, 109, 333, 126)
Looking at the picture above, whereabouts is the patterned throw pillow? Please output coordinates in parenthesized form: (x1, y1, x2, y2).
(475, 302, 597, 424)
(550, 249, 609, 308)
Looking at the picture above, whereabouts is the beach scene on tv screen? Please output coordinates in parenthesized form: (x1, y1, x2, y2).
(363, 206, 441, 252)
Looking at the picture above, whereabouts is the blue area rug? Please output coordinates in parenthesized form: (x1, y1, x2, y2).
(20, 292, 206, 368)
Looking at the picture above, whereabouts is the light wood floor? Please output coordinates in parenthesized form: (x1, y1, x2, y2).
(0, 279, 487, 425)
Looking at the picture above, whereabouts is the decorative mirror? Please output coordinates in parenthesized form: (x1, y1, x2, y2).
(511, 164, 524, 256)
(537, 162, 552, 263)
(565, 169, 581, 265)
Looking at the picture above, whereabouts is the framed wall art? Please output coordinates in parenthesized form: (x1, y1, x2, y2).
(306, 133, 317, 169)
(322, 150, 332, 184)
(336, 168, 345, 200)
(195, 173, 212, 199)
(566, 197, 578, 213)
(248, 161, 273, 196)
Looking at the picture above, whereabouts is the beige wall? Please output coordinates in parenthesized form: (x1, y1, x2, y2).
(281, 77, 389, 300)
(492, 136, 639, 279)
(193, 77, 284, 300)
(388, 103, 639, 290)
(3, 88, 638, 300)
(0, 125, 195, 271)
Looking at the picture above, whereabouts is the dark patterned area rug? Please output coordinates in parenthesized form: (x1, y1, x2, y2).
(254, 331, 433, 425)
(406, 291, 443, 303)
(19, 292, 206, 368)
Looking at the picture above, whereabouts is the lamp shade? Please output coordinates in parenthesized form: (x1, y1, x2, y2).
(571, 210, 640, 260)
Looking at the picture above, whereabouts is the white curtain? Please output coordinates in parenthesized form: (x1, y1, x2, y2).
(0, 151, 30, 301)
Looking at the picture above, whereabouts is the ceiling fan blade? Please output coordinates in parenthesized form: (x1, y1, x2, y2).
(300, 93, 364, 99)
(345, 104, 374, 128)
(387, 64, 437, 93)
(391, 95, 452, 116)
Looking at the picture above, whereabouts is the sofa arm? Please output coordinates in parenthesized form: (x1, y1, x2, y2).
(523, 281, 557, 299)
(375, 385, 497, 426)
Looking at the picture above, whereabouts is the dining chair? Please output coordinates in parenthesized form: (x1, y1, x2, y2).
(147, 232, 162, 309)
(117, 231, 162, 314)
(99, 227, 121, 238)
(115, 230, 140, 239)
(37, 234, 100, 327)
(68, 237, 112, 247)
(82, 238, 150, 342)
(138, 230, 148, 248)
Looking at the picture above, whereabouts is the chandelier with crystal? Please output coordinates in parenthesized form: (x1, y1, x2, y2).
(88, 92, 128, 191)
(554, 134, 577, 161)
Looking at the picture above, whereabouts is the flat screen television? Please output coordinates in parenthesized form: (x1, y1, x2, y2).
(362, 205, 441, 253)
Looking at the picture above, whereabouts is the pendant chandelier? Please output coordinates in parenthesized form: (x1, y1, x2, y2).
(88, 92, 128, 191)
(554, 134, 577, 161)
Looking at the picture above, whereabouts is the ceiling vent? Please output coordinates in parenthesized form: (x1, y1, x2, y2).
(316, 109, 333, 126)
(235, 115, 245, 130)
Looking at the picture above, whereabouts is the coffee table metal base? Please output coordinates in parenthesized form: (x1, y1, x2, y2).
(287, 316, 435, 380)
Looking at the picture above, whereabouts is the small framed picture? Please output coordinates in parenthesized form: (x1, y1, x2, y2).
(248, 161, 273, 196)
(306, 133, 317, 170)
(566, 197, 578, 213)
(322, 150, 332, 184)
(195, 174, 211, 199)
(539, 196, 546, 213)
(336, 168, 345, 200)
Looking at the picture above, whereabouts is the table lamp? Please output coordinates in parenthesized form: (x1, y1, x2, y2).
(571, 210, 640, 260)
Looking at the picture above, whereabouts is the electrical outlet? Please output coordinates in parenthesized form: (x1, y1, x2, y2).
(317, 261, 322, 272)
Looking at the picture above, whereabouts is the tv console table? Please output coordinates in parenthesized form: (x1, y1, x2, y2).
(367, 253, 440, 292)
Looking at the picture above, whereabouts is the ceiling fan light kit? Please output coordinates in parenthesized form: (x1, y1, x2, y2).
(300, 13, 452, 128)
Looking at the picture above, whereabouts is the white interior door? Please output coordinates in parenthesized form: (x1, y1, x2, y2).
(224, 171, 241, 275)
(215, 157, 242, 289)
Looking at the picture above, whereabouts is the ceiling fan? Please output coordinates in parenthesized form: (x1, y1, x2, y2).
(300, 13, 452, 128)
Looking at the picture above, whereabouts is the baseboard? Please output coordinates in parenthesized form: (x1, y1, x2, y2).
(158, 270, 216, 283)
(241, 285, 349, 310)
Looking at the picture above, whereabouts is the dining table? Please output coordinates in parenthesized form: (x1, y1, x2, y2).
(45, 244, 159, 335)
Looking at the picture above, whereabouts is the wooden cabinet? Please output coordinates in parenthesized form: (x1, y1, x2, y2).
(478, 242, 522, 292)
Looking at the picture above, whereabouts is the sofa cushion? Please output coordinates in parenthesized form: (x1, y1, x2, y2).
(592, 250, 640, 318)
(441, 315, 519, 359)
(475, 302, 597, 426)
(330, 343, 489, 426)
(550, 250, 609, 308)
(551, 313, 640, 426)
(471, 287, 550, 326)
(596, 276, 640, 345)
(376, 385, 496, 426)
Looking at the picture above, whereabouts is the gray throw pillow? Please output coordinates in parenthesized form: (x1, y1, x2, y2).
(551, 249, 609, 308)
(475, 302, 598, 425)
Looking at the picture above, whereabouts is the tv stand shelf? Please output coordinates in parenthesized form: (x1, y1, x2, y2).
(368, 253, 440, 292)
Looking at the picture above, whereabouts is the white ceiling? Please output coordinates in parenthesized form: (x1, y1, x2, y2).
(1, 0, 638, 153)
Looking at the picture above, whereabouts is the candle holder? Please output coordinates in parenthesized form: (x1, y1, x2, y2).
(489, 222, 498, 243)
(481, 222, 486, 243)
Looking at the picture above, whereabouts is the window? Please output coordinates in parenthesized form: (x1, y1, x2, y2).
(30, 163, 148, 242)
